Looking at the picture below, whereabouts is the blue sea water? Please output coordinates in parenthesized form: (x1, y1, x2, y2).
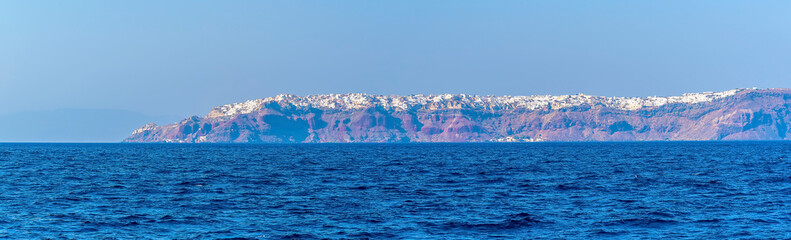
(0, 142, 790, 239)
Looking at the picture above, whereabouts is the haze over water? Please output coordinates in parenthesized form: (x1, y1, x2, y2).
(2, 1, 791, 239)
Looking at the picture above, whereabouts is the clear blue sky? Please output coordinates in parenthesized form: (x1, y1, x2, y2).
(2, 1, 790, 118)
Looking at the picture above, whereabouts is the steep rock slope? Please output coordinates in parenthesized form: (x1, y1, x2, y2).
(124, 89, 791, 143)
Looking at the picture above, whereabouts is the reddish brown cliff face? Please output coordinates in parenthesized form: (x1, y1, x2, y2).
(124, 89, 791, 143)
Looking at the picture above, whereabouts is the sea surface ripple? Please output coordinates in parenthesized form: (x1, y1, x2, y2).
(0, 142, 790, 239)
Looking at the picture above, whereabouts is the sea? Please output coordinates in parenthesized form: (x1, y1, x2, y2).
(0, 142, 790, 239)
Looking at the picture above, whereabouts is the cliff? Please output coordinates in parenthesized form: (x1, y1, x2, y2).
(124, 88, 791, 143)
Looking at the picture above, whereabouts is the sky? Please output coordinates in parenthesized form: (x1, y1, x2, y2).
(2, 1, 790, 119)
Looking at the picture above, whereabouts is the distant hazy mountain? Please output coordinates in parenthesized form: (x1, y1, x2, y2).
(125, 88, 791, 143)
(0, 109, 178, 142)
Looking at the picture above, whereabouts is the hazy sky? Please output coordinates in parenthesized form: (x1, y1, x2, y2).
(2, 1, 790, 117)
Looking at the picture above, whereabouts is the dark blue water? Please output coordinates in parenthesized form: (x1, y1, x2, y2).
(1, 143, 790, 239)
